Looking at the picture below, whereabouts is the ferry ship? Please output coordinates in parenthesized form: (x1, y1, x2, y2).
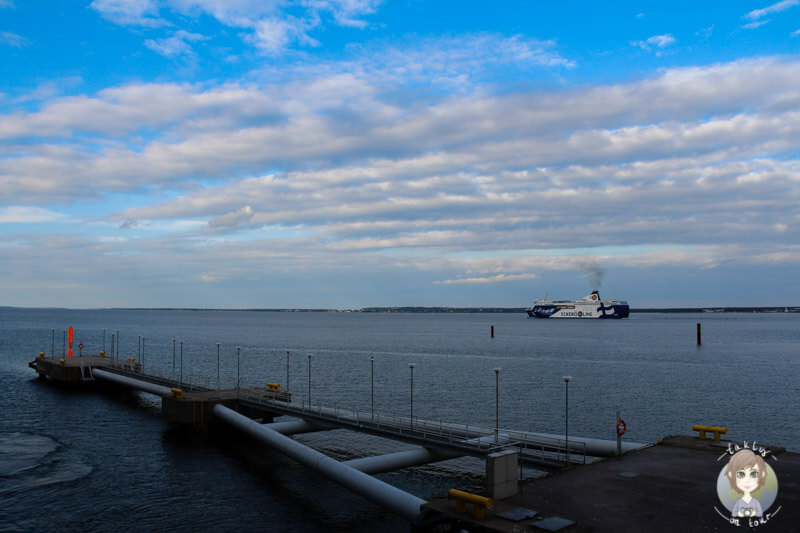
(526, 290, 629, 319)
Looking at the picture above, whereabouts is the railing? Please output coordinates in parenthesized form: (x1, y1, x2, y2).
(96, 362, 586, 468)
(238, 389, 585, 467)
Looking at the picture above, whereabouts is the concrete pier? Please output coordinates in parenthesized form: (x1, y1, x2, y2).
(30, 353, 797, 531)
(423, 435, 799, 532)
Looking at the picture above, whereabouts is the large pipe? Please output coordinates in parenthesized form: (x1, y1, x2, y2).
(93, 368, 173, 397)
(409, 418, 643, 457)
(517, 431, 643, 456)
(213, 404, 427, 521)
(344, 447, 461, 475)
(248, 397, 642, 458)
(265, 419, 334, 436)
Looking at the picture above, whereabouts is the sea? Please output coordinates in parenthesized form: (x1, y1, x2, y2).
(1, 308, 798, 532)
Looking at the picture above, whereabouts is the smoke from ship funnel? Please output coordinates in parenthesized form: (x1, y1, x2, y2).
(576, 258, 604, 290)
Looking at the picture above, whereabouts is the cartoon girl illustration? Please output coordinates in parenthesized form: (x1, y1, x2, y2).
(724, 449, 767, 518)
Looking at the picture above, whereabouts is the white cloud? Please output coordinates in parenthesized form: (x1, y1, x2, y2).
(144, 30, 208, 57)
(91, 0, 381, 54)
(2, 55, 799, 306)
(208, 205, 254, 229)
(743, 20, 770, 30)
(631, 34, 676, 53)
(744, 0, 799, 21)
(435, 273, 538, 285)
(0, 31, 30, 47)
(90, 0, 165, 27)
(0, 206, 69, 223)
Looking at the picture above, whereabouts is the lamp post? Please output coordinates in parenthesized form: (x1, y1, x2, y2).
(237, 346, 241, 398)
(216, 343, 221, 391)
(370, 356, 375, 421)
(307, 353, 312, 405)
(409, 363, 415, 427)
(286, 351, 290, 393)
(494, 367, 501, 443)
(563, 375, 572, 465)
(102, 328, 106, 353)
(179, 341, 184, 389)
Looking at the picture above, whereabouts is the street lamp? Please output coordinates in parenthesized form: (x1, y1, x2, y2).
(370, 356, 375, 420)
(179, 341, 184, 389)
(409, 363, 415, 427)
(216, 343, 221, 391)
(563, 375, 572, 465)
(307, 353, 312, 405)
(494, 367, 501, 443)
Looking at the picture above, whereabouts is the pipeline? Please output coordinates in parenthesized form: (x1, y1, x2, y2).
(344, 447, 462, 475)
(213, 404, 427, 522)
(92, 368, 173, 397)
(265, 419, 335, 436)
(409, 418, 643, 457)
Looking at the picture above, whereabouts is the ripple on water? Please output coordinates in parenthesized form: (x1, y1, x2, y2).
(0, 432, 92, 495)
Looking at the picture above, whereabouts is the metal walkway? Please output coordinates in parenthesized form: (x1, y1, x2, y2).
(78, 361, 642, 469)
(237, 389, 583, 469)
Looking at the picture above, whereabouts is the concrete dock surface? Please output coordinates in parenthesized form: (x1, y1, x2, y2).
(424, 436, 799, 532)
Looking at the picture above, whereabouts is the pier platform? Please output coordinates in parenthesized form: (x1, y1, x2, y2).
(29, 354, 290, 428)
(423, 435, 799, 532)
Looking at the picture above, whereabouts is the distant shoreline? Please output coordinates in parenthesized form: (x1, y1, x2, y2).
(3, 306, 798, 313)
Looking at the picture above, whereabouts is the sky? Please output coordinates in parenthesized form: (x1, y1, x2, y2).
(1, 1, 799, 309)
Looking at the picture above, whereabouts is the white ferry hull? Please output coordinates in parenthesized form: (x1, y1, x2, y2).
(526, 291, 629, 319)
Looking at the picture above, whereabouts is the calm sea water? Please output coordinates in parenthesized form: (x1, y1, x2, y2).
(1, 309, 798, 531)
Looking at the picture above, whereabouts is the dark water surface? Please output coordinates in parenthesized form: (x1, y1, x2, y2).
(1, 309, 798, 531)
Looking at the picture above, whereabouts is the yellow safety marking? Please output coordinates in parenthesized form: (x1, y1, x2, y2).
(447, 489, 493, 519)
(692, 424, 728, 442)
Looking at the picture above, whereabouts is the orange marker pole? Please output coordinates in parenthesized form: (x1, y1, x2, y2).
(68, 327, 74, 358)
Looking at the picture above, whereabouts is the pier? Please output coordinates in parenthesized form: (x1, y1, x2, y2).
(29, 350, 640, 524)
(28, 351, 798, 531)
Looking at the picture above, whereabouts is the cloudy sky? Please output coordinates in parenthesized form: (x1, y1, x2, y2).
(1, 1, 799, 309)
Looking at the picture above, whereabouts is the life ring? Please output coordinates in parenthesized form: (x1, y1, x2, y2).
(616, 419, 626, 436)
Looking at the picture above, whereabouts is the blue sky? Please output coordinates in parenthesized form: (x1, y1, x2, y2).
(1, 1, 799, 308)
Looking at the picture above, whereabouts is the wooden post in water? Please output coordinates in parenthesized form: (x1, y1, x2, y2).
(697, 323, 701, 345)
(491, 325, 495, 338)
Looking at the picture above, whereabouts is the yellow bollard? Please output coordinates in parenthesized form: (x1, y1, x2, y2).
(448, 489, 493, 519)
(692, 424, 727, 442)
